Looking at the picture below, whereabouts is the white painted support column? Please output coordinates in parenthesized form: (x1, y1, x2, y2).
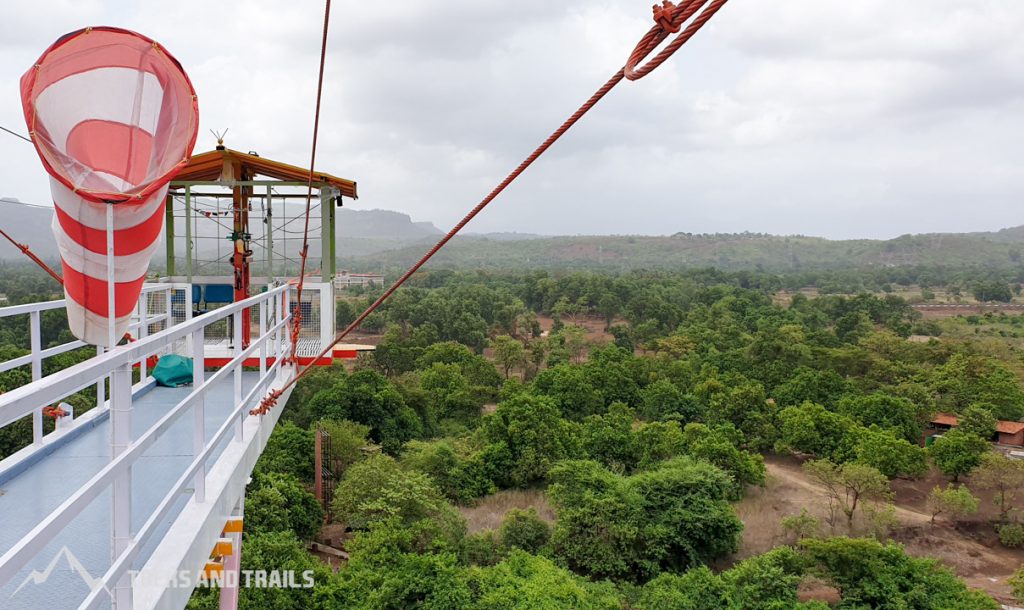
(29, 310, 42, 443)
(233, 313, 243, 441)
(192, 326, 206, 503)
(218, 498, 244, 610)
(110, 364, 133, 610)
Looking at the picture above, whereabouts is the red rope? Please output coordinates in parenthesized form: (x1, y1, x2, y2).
(289, 0, 333, 363)
(0, 227, 62, 285)
(253, 0, 730, 414)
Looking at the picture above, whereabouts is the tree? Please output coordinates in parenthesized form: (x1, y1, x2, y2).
(853, 425, 927, 479)
(466, 550, 621, 610)
(234, 531, 333, 610)
(929, 429, 990, 482)
(972, 452, 1024, 520)
(639, 379, 699, 422)
(682, 423, 766, 500)
(636, 567, 731, 610)
(482, 394, 577, 487)
(778, 402, 857, 461)
(253, 421, 315, 483)
(926, 484, 979, 525)
(499, 508, 551, 553)
(836, 393, 924, 444)
(580, 403, 639, 473)
(959, 404, 997, 439)
(1010, 565, 1024, 603)
(801, 537, 999, 610)
(548, 457, 742, 582)
(317, 419, 371, 475)
(246, 473, 324, 540)
(332, 454, 465, 543)
(781, 509, 820, 544)
(803, 459, 891, 528)
(400, 439, 496, 504)
(308, 370, 424, 454)
(492, 335, 526, 379)
(972, 280, 1012, 303)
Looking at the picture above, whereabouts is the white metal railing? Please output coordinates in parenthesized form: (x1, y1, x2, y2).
(0, 283, 180, 444)
(0, 282, 293, 609)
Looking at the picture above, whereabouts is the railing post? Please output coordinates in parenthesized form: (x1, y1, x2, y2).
(110, 364, 133, 610)
(139, 294, 149, 380)
(96, 345, 106, 412)
(233, 312, 243, 441)
(29, 310, 42, 443)
(192, 326, 206, 502)
(258, 296, 267, 378)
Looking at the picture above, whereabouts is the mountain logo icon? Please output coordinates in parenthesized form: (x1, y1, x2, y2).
(11, 546, 109, 598)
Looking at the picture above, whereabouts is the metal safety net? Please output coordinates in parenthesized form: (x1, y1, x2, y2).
(20, 26, 198, 346)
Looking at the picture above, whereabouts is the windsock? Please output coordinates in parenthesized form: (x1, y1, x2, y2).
(20, 27, 198, 347)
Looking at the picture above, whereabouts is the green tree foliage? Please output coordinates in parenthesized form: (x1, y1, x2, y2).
(1010, 565, 1024, 602)
(999, 523, 1024, 548)
(254, 421, 315, 483)
(926, 484, 979, 525)
(317, 518, 472, 609)
(778, 402, 857, 461)
(929, 429, 990, 482)
(958, 404, 998, 439)
(972, 451, 1024, 520)
(492, 335, 526, 379)
(317, 419, 371, 475)
(245, 473, 323, 540)
(931, 353, 1024, 420)
(836, 393, 925, 444)
(548, 457, 742, 582)
(972, 280, 1013, 303)
(419, 362, 484, 425)
(639, 379, 699, 422)
(853, 425, 928, 479)
(332, 454, 465, 543)
(234, 531, 333, 610)
(579, 403, 639, 473)
(307, 370, 424, 454)
(466, 550, 621, 610)
(801, 537, 999, 609)
(803, 459, 891, 527)
(498, 508, 551, 554)
(681, 423, 766, 499)
(400, 439, 496, 504)
(482, 394, 577, 487)
(635, 548, 826, 610)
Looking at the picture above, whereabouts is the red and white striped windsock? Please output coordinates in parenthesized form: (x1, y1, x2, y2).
(20, 27, 198, 347)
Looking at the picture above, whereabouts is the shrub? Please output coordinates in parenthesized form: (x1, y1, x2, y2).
(499, 508, 551, 553)
(999, 523, 1024, 548)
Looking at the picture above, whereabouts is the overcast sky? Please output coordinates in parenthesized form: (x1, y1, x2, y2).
(1, 0, 1022, 239)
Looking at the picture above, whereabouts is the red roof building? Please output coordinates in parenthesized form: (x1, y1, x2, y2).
(929, 413, 1024, 447)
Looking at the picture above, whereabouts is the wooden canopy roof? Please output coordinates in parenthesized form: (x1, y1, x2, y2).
(171, 148, 358, 199)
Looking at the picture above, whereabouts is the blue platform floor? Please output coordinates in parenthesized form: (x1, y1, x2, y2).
(0, 372, 261, 610)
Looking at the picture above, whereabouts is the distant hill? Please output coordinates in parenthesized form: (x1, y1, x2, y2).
(336, 208, 441, 240)
(340, 230, 1024, 272)
(4, 197, 1024, 272)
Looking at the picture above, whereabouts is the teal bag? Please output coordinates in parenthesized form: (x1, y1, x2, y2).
(152, 354, 194, 387)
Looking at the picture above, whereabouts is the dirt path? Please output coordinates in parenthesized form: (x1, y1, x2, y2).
(765, 461, 931, 525)
(735, 455, 1024, 605)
